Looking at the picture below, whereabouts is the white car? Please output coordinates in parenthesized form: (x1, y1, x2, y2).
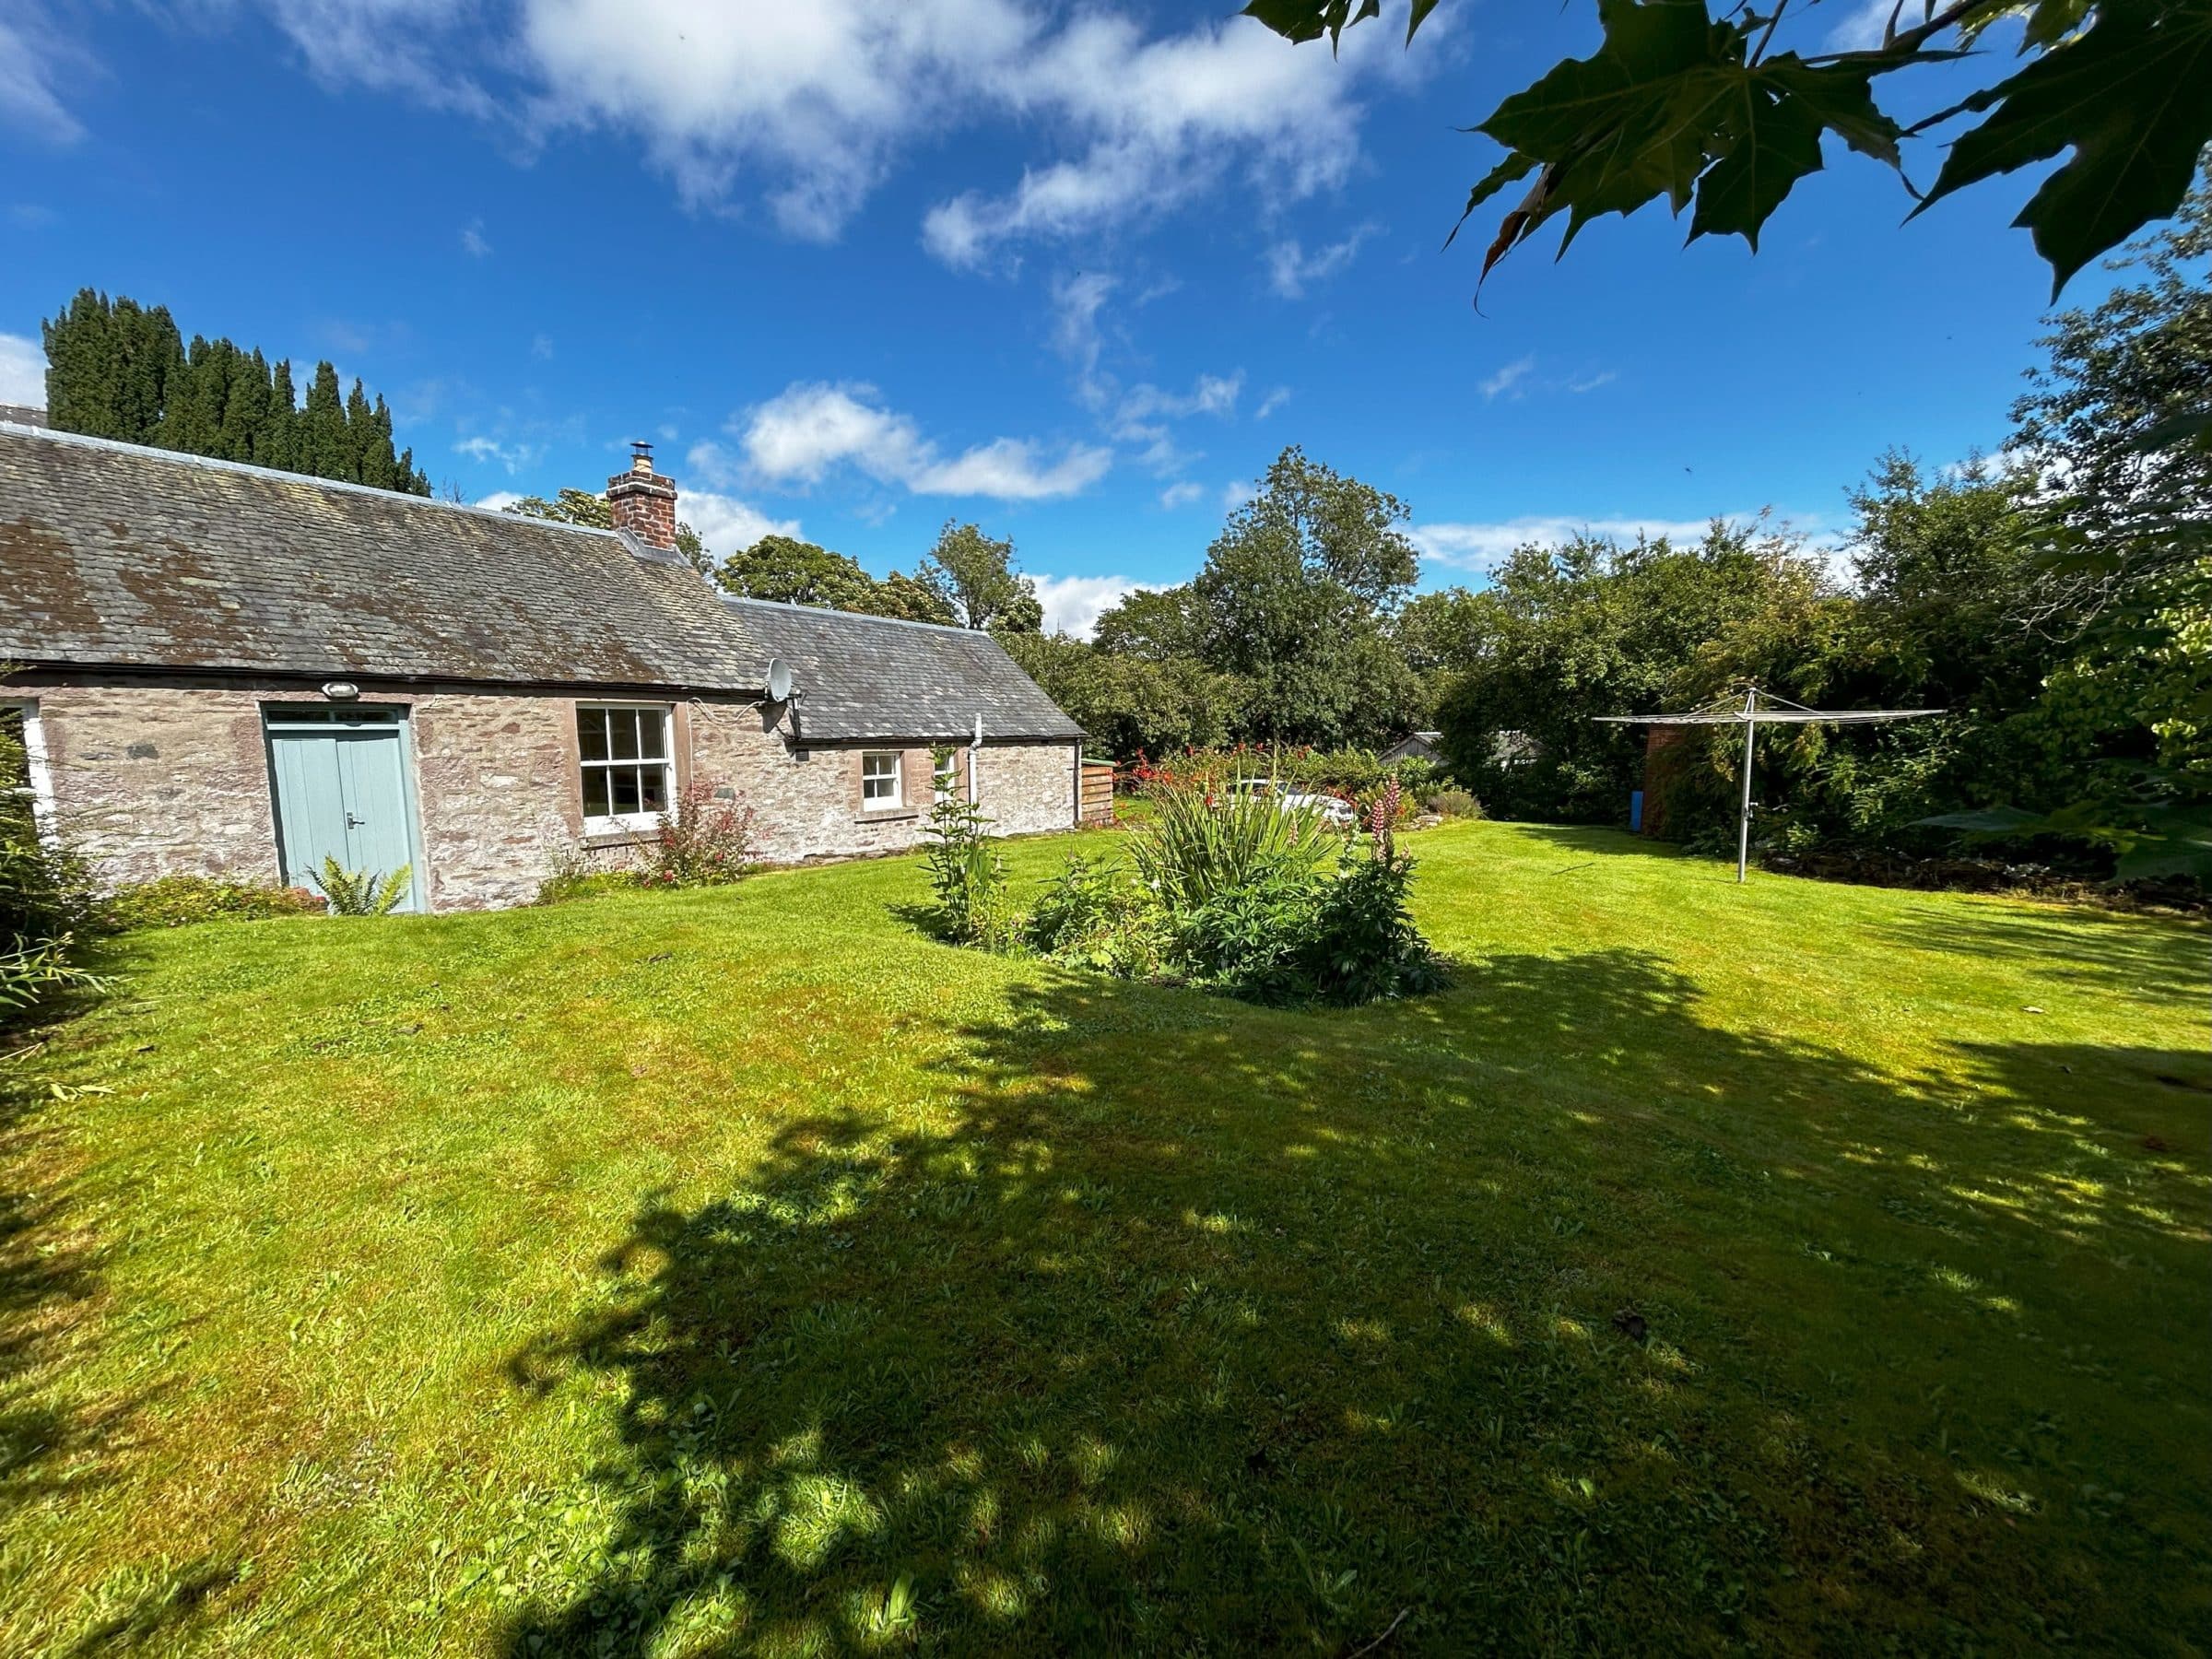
(1230, 777, 1359, 825)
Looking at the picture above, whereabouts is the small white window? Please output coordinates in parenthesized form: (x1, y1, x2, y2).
(934, 750, 959, 802)
(1, 700, 53, 842)
(862, 750, 902, 808)
(577, 704, 673, 831)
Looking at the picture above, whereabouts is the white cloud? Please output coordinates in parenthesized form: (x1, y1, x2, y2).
(682, 488, 801, 557)
(474, 489, 526, 513)
(1412, 515, 1723, 575)
(454, 434, 547, 472)
(921, 12, 1395, 267)
(1051, 269, 1116, 380)
(1222, 478, 1255, 512)
(1159, 481, 1205, 510)
(0, 6, 86, 143)
(1049, 272, 1240, 473)
(57, 3, 1429, 254)
(0, 333, 45, 406)
(1254, 386, 1290, 419)
(256, 0, 497, 113)
(461, 218, 492, 257)
(1031, 572, 1152, 639)
(1569, 371, 1616, 394)
(1118, 374, 1241, 424)
(1479, 355, 1536, 402)
(530, 333, 554, 359)
(1265, 226, 1373, 298)
(1100, 372, 1241, 474)
(723, 381, 1110, 501)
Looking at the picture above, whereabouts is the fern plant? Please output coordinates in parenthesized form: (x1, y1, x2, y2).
(315, 857, 411, 917)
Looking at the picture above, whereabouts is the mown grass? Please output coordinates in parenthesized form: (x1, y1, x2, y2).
(2, 821, 2206, 1654)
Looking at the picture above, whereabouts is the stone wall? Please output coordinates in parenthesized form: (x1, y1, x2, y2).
(9, 675, 1078, 911)
(972, 740, 1079, 837)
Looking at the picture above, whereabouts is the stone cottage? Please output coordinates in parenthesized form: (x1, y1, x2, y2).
(0, 422, 1084, 912)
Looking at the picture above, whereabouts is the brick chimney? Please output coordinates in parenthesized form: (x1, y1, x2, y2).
(606, 441, 677, 549)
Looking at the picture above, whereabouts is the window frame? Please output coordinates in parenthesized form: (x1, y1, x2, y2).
(1, 699, 55, 844)
(860, 749, 903, 811)
(575, 701, 676, 835)
(934, 749, 960, 803)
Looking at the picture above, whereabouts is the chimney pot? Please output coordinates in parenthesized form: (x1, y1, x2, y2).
(607, 442, 678, 549)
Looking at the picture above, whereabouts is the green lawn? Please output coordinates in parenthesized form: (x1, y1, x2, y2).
(4, 822, 2206, 1654)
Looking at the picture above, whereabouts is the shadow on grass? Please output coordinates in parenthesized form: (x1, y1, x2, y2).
(5, 966, 229, 1653)
(0, 1017, 113, 1519)
(1868, 901, 2208, 1004)
(496, 939, 2208, 1653)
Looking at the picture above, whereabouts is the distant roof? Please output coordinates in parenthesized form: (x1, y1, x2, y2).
(0, 405, 45, 429)
(0, 424, 764, 692)
(721, 595, 1084, 744)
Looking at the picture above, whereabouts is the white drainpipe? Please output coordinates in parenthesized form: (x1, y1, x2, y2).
(970, 712, 983, 805)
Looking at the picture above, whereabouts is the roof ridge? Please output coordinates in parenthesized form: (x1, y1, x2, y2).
(716, 591, 997, 639)
(0, 421, 625, 541)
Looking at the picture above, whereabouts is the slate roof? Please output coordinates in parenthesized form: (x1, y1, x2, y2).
(0, 423, 764, 692)
(719, 595, 1084, 744)
(0, 423, 1084, 741)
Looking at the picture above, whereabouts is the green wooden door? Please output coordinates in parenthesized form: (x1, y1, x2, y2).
(265, 710, 420, 911)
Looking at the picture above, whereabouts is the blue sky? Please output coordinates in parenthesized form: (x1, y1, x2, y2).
(0, 1, 2105, 633)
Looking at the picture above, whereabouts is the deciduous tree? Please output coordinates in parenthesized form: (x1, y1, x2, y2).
(1247, 0, 2212, 298)
(917, 521, 1043, 632)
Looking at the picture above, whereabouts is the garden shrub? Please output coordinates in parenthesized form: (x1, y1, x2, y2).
(535, 785, 757, 903)
(107, 876, 326, 930)
(1129, 744, 1453, 805)
(1003, 773, 1443, 1009)
(1027, 854, 1165, 975)
(1172, 865, 1320, 1005)
(1301, 849, 1448, 1005)
(1424, 789, 1483, 820)
(645, 784, 756, 888)
(2, 706, 102, 1018)
(1128, 784, 1335, 912)
(923, 763, 1024, 952)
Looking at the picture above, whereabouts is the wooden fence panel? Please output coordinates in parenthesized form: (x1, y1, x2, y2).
(1079, 759, 1116, 826)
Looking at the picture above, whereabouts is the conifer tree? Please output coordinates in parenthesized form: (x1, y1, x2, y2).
(40, 289, 115, 437)
(159, 335, 223, 455)
(342, 378, 374, 485)
(261, 359, 299, 472)
(218, 347, 270, 464)
(38, 291, 429, 494)
(302, 362, 350, 481)
(111, 300, 183, 445)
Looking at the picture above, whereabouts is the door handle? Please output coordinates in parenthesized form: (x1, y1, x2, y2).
(346, 813, 367, 829)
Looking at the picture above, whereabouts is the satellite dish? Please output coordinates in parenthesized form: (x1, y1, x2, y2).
(766, 657, 794, 703)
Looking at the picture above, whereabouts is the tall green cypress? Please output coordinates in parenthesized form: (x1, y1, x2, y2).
(342, 378, 375, 485)
(357, 394, 397, 489)
(159, 335, 221, 454)
(112, 300, 183, 445)
(218, 347, 269, 464)
(302, 362, 350, 481)
(40, 288, 120, 437)
(262, 359, 299, 471)
(39, 291, 428, 492)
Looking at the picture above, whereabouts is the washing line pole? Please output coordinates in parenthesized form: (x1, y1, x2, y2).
(1736, 685, 1758, 884)
(1593, 688, 1941, 890)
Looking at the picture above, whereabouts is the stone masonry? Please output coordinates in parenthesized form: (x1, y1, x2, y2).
(13, 674, 1079, 912)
